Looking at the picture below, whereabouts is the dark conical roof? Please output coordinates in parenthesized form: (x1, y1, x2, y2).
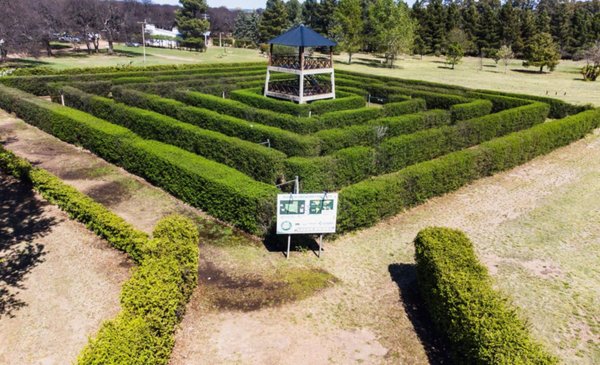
(268, 24, 337, 47)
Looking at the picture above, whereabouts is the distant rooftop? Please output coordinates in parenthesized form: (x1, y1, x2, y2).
(268, 25, 337, 48)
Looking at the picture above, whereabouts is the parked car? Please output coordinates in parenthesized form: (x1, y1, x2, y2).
(125, 42, 141, 47)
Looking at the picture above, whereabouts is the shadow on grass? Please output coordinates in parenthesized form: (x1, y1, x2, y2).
(0, 174, 54, 318)
(437, 65, 454, 70)
(388, 263, 451, 365)
(263, 233, 322, 258)
(512, 68, 547, 75)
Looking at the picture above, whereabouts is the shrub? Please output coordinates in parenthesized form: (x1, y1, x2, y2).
(414, 227, 558, 364)
(79, 215, 199, 365)
(61, 86, 286, 183)
(284, 147, 377, 191)
(381, 98, 427, 117)
(450, 99, 493, 121)
(0, 143, 148, 262)
(337, 107, 600, 232)
(111, 87, 320, 157)
(0, 85, 277, 235)
(173, 90, 316, 134)
(229, 87, 364, 116)
(376, 102, 549, 173)
(314, 110, 452, 154)
(316, 107, 382, 129)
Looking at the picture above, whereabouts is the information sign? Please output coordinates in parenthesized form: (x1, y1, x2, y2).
(276, 193, 338, 234)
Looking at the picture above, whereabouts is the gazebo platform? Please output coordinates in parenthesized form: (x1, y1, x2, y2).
(264, 25, 337, 104)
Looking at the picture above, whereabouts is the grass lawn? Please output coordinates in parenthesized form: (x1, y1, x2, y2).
(19, 44, 265, 70)
(334, 53, 599, 107)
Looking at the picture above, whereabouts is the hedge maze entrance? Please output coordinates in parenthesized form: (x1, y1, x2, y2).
(0, 63, 597, 237)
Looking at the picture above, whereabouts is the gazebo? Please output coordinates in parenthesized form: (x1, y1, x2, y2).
(264, 25, 337, 104)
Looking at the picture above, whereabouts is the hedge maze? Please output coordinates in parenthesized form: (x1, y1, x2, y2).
(1, 62, 597, 236)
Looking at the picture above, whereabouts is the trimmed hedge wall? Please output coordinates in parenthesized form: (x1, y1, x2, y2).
(60, 86, 285, 183)
(414, 227, 557, 364)
(0, 85, 278, 235)
(377, 102, 549, 173)
(314, 110, 452, 154)
(173, 90, 316, 134)
(229, 87, 365, 117)
(284, 147, 377, 192)
(78, 215, 200, 365)
(337, 107, 600, 232)
(336, 69, 588, 119)
(382, 98, 427, 117)
(0, 144, 148, 262)
(1, 64, 266, 95)
(450, 99, 493, 121)
(111, 87, 321, 157)
(1, 141, 201, 364)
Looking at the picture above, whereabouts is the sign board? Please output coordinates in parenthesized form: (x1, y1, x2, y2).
(276, 193, 338, 234)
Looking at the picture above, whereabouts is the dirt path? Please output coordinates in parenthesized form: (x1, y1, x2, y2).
(0, 173, 132, 364)
(2, 109, 598, 364)
(171, 130, 600, 365)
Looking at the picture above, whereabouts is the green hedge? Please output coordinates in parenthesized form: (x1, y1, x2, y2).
(112, 87, 320, 157)
(0, 144, 148, 262)
(284, 147, 377, 192)
(173, 90, 316, 134)
(1, 64, 266, 95)
(11, 61, 265, 76)
(377, 102, 549, 173)
(78, 215, 200, 365)
(337, 107, 600, 232)
(60, 86, 285, 183)
(381, 98, 427, 117)
(229, 87, 364, 117)
(314, 110, 452, 154)
(414, 227, 557, 364)
(0, 85, 278, 235)
(450, 99, 493, 121)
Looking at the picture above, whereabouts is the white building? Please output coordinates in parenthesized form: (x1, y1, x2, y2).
(145, 24, 180, 48)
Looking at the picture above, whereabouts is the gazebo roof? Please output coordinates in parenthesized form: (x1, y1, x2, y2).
(268, 24, 337, 47)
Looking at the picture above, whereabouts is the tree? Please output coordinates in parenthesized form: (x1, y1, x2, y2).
(233, 11, 260, 46)
(581, 41, 600, 81)
(445, 28, 467, 70)
(497, 44, 514, 73)
(258, 0, 289, 43)
(333, 0, 364, 63)
(302, 0, 320, 30)
(369, 0, 415, 68)
(446, 44, 463, 69)
(523, 32, 560, 73)
(99, 1, 122, 55)
(176, 0, 210, 50)
(286, 0, 303, 26)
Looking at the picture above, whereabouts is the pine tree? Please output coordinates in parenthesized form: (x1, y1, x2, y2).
(499, 1, 520, 50)
(286, 0, 303, 26)
(176, 0, 210, 50)
(302, 0, 320, 30)
(524, 32, 561, 73)
(233, 11, 260, 46)
(424, 0, 446, 55)
(258, 0, 289, 43)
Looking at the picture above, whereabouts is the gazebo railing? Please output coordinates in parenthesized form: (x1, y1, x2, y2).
(271, 54, 332, 70)
(268, 78, 332, 96)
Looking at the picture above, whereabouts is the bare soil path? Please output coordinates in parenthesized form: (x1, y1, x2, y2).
(2, 109, 598, 364)
(0, 173, 132, 364)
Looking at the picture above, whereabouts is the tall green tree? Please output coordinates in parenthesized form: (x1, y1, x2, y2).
(333, 0, 364, 63)
(302, 0, 320, 30)
(523, 32, 560, 73)
(370, 0, 415, 68)
(286, 0, 303, 26)
(259, 0, 289, 42)
(233, 11, 260, 46)
(176, 0, 210, 50)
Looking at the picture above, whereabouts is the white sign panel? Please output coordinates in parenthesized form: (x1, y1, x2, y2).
(277, 193, 338, 234)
